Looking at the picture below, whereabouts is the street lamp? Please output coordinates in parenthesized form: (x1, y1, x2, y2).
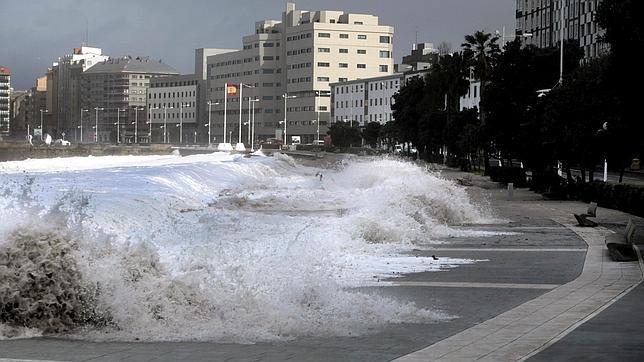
(239, 83, 255, 144)
(207, 101, 220, 147)
(39, 109, 48, 141)
(132, 107, 144, 144)
(311, 120, 320, 143)
(79, 109, 89, 143)
(250, 98, 259, 150)
(147, 106, 160, 143)
(94, 107, 104, 143)
(115, 108, 126, 144)
(282, 93, 296, 146)
(163, 105, 174, 144)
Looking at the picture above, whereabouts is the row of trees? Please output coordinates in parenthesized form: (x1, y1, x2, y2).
(386, 0, 643, 186)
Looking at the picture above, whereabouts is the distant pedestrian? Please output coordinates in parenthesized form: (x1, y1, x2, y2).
(315, 172, 323, 181)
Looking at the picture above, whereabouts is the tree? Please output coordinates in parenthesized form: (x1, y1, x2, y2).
(361, 122, 382, 148)
(327, 121, 361, 148)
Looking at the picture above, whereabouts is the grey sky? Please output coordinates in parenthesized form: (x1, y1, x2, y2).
(0, 0, 515, 90)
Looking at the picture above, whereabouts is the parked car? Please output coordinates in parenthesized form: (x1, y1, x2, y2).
(53, 139, 71, 146)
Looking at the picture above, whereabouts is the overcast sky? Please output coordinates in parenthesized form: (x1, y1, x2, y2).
(0, 0, 515, 90)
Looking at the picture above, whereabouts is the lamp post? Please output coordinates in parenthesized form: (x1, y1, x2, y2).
(239, 83, 255, 144)
(79, 109, 88, 143)
(250, 98, 259, 150)
(315, 91, 321, 142)
(282, 93, 296, 145)
(179, 102, 190, 144)
(115, 108, 126, 144)
(39, 109, 48, 141)
(163, 105, 174, 144)
(147, 106, 159, 143)
(94, 107, 104, 143)
(132, 107, 144, 144)
(207, 101, 219, 147)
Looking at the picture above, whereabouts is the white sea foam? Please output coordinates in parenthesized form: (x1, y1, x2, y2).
(0, 153, 491, 341)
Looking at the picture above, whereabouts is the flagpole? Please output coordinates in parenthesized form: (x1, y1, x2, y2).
(239, 83, 243, 144)
(223, 82, 227, 143)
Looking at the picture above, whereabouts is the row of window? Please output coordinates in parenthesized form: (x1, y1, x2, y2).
(335, 80, 399, 94)
(149, 91, 196, 99)
(318, 33, 391, 43)
(333, 113, 392, 123)
(336, 97, 389, 108)
(151, 112, 196, 119)
(241, 42, 282, 50)
(150, 101, 196, 108)
(150, 80, 197, 88)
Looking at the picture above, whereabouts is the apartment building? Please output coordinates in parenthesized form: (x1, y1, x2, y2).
(148, 74, 201, 144)
(206, 2, 394, 145)
(0, 66, 10, 135)
(82, 56, 178, 143)
(515, 0, 608, 59)
(45, 46, 109, 137)
(331, 73, 403, 126)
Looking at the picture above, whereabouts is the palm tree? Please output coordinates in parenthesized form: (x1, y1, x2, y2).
(462, 31, 500, 172)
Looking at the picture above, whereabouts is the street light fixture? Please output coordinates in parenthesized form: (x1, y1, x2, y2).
(132, 107, 144, 144)
(282, 93, 296, 146)
(94, 107, 104, 143)
(239, 83, 255, 144)
(207, 100, 220, 147)
(250, 98, 259, 151)
(115, 108, 126, 144)
(39, 109, 48, 141)
(163, 105, 174, 144)
(147, 106, 160, 143)
(79, 109, 89, 143)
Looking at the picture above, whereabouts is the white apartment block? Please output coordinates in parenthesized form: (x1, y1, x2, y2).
(516, 0, 608, 60)
(331, 73, 403, 125)
(460, 80, 481, 111)
(206, 2, 394, 145)
(0, 66, 10, 134)
(148, 74, 200, 144)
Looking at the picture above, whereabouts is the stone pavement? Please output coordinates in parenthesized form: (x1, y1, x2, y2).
(1, 170, 643, 361)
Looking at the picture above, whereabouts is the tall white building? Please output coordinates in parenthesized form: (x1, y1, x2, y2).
(0, 66, 10, 135)
(148, 74, 200, 144)
(206, 2, 394, 145)
(515, 0, 608, 60)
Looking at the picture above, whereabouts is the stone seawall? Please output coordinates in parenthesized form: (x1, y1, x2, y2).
(0, 142, 174, 162)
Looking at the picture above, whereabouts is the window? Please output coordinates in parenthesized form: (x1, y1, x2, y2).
(317, 77, 329, 82)
(318, 62, 330, 67)
(318, 32, 331, 38)
(318, 48, 330, 53)
(379, 36, 391, 44)
(357, 49, 366, 54)
(379, 65, 388, 72)
(263, 42, 274, 47)
(263, 56, 274, 60)
(354, 21, 363, 25)
(339, 48, 348, 53)
(339, 77, 348, 82)
(379, 50, 391, 58)
(262, 69, 274, 74)
(339, 33, 349, 39)
(357, 34, 367, 40)
(339, 63, 348, 68)
(357, 64, 366, 69)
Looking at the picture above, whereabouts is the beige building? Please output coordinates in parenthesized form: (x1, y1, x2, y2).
(206, 2, 394, 145)
(148, 74, 201, 144)
(331, 73, 403, 126)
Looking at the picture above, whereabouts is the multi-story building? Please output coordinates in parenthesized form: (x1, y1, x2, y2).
(82, 56, 178, 143)
(331, 73, 403, 126)
(0, 66, 10, 135)
(460, 79, 482, 111)
(148, 74, 202, 144)
(515, 0, 608, 60)
(206, 2, 394, 145)
(45, 46, 109, 138)
(401, 43, 439, 71)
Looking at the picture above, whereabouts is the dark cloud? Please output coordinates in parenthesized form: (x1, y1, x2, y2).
(0, 0, 514, 89)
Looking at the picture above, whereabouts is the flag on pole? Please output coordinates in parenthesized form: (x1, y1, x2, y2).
(227, 84, 238, 96)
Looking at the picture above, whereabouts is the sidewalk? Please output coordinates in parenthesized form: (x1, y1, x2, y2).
(1, 170, 642, 361)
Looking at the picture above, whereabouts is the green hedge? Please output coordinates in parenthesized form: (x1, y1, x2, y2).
(576, 181, 644, 217)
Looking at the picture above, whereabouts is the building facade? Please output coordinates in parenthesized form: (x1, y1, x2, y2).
(45, 46, 109, 138)
(0, 66, 10, 135)
(515, 0, 608, 60)
(330, 73, 403, 126)
(148, 74, 201, 144)
(82, 56, 178, 143)
(206, 2, 394, 145)
(459, 80, 482, 111)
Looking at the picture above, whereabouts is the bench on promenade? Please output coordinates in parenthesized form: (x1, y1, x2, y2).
(605, 219, 638, 262)
(574, 202, 598, 227)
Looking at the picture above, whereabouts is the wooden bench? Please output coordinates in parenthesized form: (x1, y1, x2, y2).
(605, 219, 638, 262)
(574, 202, 598, 227)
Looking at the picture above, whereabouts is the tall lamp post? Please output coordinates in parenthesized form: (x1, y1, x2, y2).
(79, 109, 89, 143)
(94, 107, 104, 143)
(115, 108, 126, 144)
(39, 109, 48, 141)
(250, 98, 259, 150)
(282, 93, 296, 145)
(163, 105, 174, 144)
(132, 107, 144, 144)
(147, 106, 159, 143)
(239, 83, 255, 144)
(207, 101, 219, 146)
(179, 102, 190, 144)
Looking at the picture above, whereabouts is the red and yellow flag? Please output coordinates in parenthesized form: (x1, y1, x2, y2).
(226, 84, 238, 96)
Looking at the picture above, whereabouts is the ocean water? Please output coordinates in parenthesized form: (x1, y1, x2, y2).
(0, 152, 491, 342)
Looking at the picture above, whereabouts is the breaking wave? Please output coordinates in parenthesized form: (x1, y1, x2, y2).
(0, 153, 488, 341)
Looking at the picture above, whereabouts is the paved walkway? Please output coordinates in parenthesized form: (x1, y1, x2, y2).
(395, 205, 643, 361)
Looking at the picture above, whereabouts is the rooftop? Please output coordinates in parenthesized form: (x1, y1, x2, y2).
(84, 56, 178, 75)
